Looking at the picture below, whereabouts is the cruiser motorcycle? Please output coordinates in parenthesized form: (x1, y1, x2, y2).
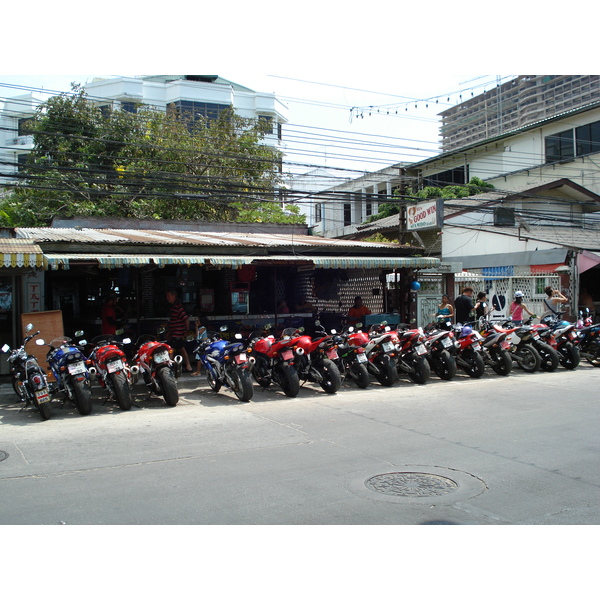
(2, 323, 52, 420)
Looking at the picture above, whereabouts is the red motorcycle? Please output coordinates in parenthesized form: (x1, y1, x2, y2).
(451, 324, 486, 378)
(133, 329, 182, 406)
(423, 323, 457, 380)
(246, 328, 300, 397)
(283, 325, 342, 394)
(87, 333, 139, 410)
(389, 324, 431, 384)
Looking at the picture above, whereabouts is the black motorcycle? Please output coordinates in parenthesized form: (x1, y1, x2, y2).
(2, 323, 52, 420)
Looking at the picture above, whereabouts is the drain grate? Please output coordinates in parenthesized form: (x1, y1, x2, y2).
(365, 472, 459, 498)
(0, 451, 8, 462)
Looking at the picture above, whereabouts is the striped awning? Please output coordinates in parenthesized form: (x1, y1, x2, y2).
(43, 253, 440, 270)
(0, 240, 45, 268)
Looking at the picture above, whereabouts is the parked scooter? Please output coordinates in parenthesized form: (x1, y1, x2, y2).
(2, 324, 51, 420)
(331, 326, 371, 388)
(43, 331, 93, 415)
(390, 324, 431, 384)
(246, 326, 300, 397)
(86, 332, 138, 410)
(133, 328, 182, 406)
(283, 323, 342, 394)
(423, 321, 457, 380)
(195, 326, 254, 402)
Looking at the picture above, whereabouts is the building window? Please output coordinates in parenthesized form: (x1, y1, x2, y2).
(168, 101, 230, 128)
(314, 203, 322, 223)
(576, 120, 600, 156)
(121, 102, 137, 114)
(17, 117, 33, 136)
(424, 166, 468, 187)
(494, 206, 515, 226)
(343, 203, 352, 226)
(545, 129, 575, 162)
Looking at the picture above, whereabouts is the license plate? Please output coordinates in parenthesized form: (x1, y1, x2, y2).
(533, 334, 540, 340)
(472, 343, 481, 351)
(441, 337, 452, 348)
(36, 389, 50, 404)
(326, 348, 338, 359)
(154, 351, 170, 364)
(107, 359, 124, 373)
(282, 349, 293, 361)
(68, 361, 87, 375)
(382, 341, 394, 352)
(356, 353, 367, 363)
(235, 353, 247, 364)
(415, 343, 427, 355)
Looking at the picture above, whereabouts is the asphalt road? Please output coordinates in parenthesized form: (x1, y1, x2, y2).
(1, 363, 599, 526)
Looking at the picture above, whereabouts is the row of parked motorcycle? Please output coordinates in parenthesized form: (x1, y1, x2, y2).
(4, 308, 600, 421)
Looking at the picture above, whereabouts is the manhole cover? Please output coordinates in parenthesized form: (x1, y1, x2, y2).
(365, 472, 459, 498)
(0, 451, 8, 462)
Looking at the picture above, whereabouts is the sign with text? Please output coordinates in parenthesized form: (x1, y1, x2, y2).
(406, 199, 443, 231)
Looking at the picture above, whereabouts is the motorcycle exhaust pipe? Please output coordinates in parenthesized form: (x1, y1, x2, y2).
(295, 347, 305, 355)
(88, 366, 97, 381)
(130, 365, 140, 384)
(174, 354, 183, 378)
(248, 356, 256, 368)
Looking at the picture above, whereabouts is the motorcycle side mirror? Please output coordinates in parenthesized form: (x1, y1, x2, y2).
(1, 343, 10, 352)
(331, 329, 337, 334)
(235, 333, 243, 340)
(314, 320, 321, 326)
(36, 338, 46, 345)
(298, 327, 305, 333)
(355, 322, 362, 328)
(74, 330, 84, 337)
(78, 339, 88, 346)
(122, 338, 132, 344)
(115, 329, 125, 335)
(25, 323, 33, 332)
(220, 325, 229, 332)
(381, 321, 388, 326)
(157, 327, 166, 335)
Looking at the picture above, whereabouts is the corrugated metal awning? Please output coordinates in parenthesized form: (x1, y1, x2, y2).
(44, 253, 440, 270)
(0, 240, 44, 268)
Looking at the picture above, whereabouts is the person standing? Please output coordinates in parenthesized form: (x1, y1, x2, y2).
(542, 286, 568, 318)
(166, 289, 192, 372)
(454, 287, 474, 324)
(436, 294, 454, 327)
(348, 296, 371, 326)
(101, 294, 118, 335)
(474, 291, 493, 320)
(509, 291, 536, 325)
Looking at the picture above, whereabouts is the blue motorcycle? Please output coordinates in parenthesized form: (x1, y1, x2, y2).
(194, 327, 254, 402)
(43, 331, 93, 415)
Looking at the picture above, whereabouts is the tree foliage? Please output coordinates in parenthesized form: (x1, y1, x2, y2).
(0, 85, 301, 225)
(366, 177, 494, 223)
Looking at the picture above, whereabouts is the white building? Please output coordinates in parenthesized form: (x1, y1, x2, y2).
(0, 75, 288, 187)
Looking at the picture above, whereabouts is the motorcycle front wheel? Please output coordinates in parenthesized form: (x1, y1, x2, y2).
(316, 358, 341, 394)
(72, 378, 93, 415)
(407, 354, 431, 384)
(207, 366, 222, 392)
(273, 364, 300, 397)
(229, 369, 253, 402)
(158, 368, 179, 406)
(110, 371, 133, 410)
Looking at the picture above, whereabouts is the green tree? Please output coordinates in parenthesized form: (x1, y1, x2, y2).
(2, 85, 294, 225)
(366, 177, 494, 223)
